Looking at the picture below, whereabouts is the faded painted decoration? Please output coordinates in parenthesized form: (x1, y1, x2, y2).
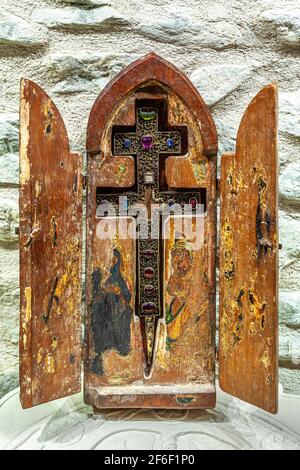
(90, 248, 133, 376)
(19, 53, 278, 414)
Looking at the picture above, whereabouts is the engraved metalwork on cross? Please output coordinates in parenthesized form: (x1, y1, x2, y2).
(113, 101, 186, 198)
(108, 100, 199, 374)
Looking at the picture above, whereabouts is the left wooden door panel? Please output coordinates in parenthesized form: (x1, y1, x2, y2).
(19, 79, 83, 408)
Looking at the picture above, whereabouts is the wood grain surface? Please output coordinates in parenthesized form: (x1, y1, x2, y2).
(19, 79, 83, 408)
(219, 84, 278, 413)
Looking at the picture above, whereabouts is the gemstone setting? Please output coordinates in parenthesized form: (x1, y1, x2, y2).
(141, 135, 153, 151)
(144, 172, 155, 184)
(144, 267, 155, 279)
(123, 138, 131, 149)
(189, 197, 198, 209)
(143, 249, 155, 260)
(142, 302, 157, 314)
(166, 137, 174, 149)
(144, 285, 155, 296)
(139, 109, 156, 121)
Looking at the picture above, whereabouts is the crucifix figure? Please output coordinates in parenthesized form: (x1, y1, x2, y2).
(104, 99, 201, 375)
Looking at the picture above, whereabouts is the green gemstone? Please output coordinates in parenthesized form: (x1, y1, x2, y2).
(139, 110, 156, 121)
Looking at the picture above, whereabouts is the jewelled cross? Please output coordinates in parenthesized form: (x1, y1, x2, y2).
(113, 101, 186, 197)
(109, 100, 198, 374)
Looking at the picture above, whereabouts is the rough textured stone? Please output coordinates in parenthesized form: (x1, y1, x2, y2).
(213, 117, 237, 157)
(279, 325, 300, 364)
(0, 153, 18, 186)
(261, 9, 300, 48)
(0, 188, 19, 245)
(0, 370, 18, 399)
(279, 211, 300, 291)
(279, 211, 300, 264)
(190, 63, 253, 107)
(32, 6, 129, 30)
(59, 0, 110, 5)
(280, 259, 300, 292)
(279, 90, 300, 138)
(0, 246, 19, 399)
(138, 11, 254, 49)
(41, 51, 138, 94)
(0, 114, 19, 186)
(0, 113, 19, 156)
(279, 291, 300, 327)
(279, 368, 300, 394)
(279, 163, 300, 208)
(0, 10, 48, 47)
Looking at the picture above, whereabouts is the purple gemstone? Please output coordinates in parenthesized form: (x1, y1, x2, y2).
(143, 249, 155, 260)
(142, 302, 157, 314)
(141, 135, 153, 151)
(144, 285, 155, 296)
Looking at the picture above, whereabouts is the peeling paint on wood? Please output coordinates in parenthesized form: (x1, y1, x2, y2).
(19, 81, 30, 185)
(19, 79, 83, 408)
(219, 84, 278, 414)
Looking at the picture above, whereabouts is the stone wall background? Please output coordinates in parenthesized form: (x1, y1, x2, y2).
(0, 0, 299, 398)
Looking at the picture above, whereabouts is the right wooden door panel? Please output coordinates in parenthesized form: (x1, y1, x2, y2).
(219, 84, 278, 414)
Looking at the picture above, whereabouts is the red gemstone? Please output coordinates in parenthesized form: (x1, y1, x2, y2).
(144, 267, 155, 279)
(144, 285, 155, 296)
(142, 302, 157, 314)
(143, 249, 155, 259)
(189, 197, 198, 209)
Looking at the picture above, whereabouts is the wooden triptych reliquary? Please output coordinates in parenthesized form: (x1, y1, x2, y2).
(19, 53, 278, 414)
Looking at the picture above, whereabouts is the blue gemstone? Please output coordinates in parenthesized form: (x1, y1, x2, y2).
(167, 137, 174, 149)
(123, 138, 131, 149)
(168, 199, 175, 207)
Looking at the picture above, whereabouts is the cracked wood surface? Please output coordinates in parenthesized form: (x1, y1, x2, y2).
(19, 79, 82, 408)
(219, 84, 278, 413)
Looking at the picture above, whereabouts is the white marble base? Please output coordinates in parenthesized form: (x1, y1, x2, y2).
(0, 384, 299, 450)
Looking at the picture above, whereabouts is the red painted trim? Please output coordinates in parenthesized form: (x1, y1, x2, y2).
(86, 52, 218, 156)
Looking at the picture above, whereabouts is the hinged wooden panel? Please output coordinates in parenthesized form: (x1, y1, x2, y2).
(219, 84, 278, 413)
(19, 79, 82, 408)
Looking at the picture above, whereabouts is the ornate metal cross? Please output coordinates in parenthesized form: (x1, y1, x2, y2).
(100, 100, 200, 374)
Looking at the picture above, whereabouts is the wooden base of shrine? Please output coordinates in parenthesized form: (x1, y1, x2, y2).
(86, 387, 216, 410)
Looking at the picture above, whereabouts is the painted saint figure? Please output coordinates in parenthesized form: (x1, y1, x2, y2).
(91, 248, 132, 375)
(165, 240, 194, 350)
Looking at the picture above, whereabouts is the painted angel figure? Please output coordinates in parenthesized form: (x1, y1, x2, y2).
(165, 240, 194, 350)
